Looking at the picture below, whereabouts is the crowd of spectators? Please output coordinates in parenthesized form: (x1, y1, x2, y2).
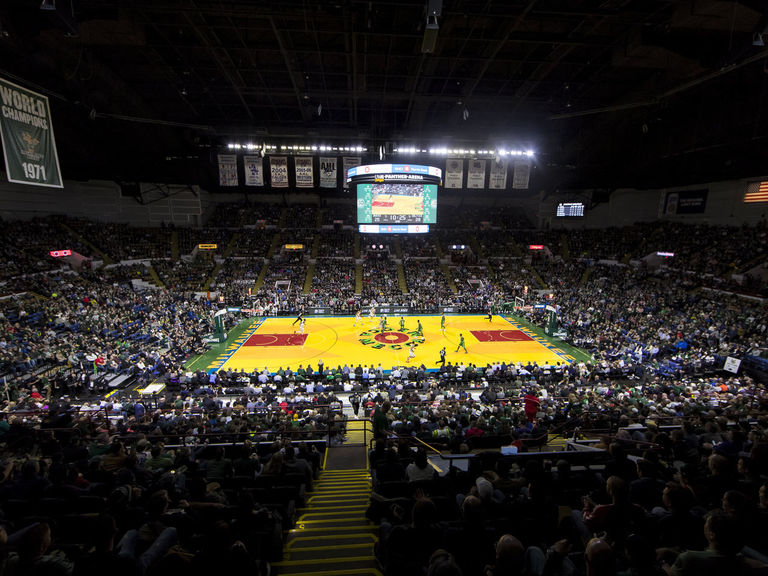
(321, 202, 356, 225)
(151, 257, 215, 292)
(369, 366, 768, 576)
(316, 230, 355, 258)
(228, 230, 274, 258)
(254, 254, 307, 314)
(403, 258, 455, 311)
(361, 259, 402, 304)
(401, 236, 437, 258)
(207, 201, 282, 228)
(0, 206, 766, 576)
(305, 258, 357, 312)
(281, 204, 319, 229)
(176, 228, 233, 256)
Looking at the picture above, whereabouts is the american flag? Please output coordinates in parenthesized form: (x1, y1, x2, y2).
(744, 181, 768, 203)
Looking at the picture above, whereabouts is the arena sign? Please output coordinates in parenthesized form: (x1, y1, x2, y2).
(0, 76, 63, 188)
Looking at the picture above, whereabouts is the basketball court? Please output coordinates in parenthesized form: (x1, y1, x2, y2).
(371, 193, 423, 216)
(204, 314, 578, 374)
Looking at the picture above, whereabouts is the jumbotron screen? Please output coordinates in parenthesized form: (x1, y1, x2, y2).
(349, 164, 441, 231)
(357, 182, 437, 224)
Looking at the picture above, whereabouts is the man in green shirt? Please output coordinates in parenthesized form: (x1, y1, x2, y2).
(455, 333, 467, 354)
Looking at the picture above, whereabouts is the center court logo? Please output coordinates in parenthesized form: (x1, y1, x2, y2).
(358, 329, 425, 350)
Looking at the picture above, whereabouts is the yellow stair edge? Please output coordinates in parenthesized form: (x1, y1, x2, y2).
(276, 569, 382, 576)
(286, 534, 377, 548)
(285, 542, 374, 555)
(272, 555, 377, 567)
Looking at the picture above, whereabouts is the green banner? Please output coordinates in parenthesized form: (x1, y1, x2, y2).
(0, 77, 63, 188)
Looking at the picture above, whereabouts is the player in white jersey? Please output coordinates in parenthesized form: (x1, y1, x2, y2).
(406, 343, 416, 363)
(354, 309, 362, 327)
(369, 306, 376, 324)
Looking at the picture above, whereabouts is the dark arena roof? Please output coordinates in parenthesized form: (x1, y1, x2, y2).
(1, 0, 768, 190)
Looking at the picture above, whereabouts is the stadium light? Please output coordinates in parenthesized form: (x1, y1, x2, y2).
(525, 150, 534, 157)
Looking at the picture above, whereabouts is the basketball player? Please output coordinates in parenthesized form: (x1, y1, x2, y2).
(416, 319, 423, 336)
(369, 305, 376, 324)
(399, 316, 406, 332)
(292, 309, 304, 326)
(456, 333, 467, 354)
(487, 308, 493, 322)
(440, 312, 446, 334)
(354, 309, 362, 327)
(296, 318, 305, 335)
(406, 343, 416, 363)
(437, 347, 446, 367)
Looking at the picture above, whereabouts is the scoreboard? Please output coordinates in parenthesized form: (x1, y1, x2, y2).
(556, 202, 585, 217)
(349, 164, 441, 233)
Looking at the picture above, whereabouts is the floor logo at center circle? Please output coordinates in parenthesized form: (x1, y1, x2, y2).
(374, 331, 409, 344)
(358, 329, 425, 350)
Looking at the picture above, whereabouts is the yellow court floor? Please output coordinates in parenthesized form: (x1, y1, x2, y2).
(372, 193, 423, 216)
(207, 314, 576, 374)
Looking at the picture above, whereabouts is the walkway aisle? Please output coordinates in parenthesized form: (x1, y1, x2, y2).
(272, 419, 382, 576)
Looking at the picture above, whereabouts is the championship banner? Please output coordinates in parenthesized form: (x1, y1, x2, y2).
(294, 155, 314, 188)
(217, 154, 238, 186)
(512, 158, 531, 189)
(243, 155, 264, 186)
(489, 158, 508, 189)
(0, 77, 63, 188)
(467, 159, 486, 189)
(270, 156, 289, 188)
(342, 156, 361, 189)
(445, 158, 464, 189)
(320, 156, 337, 188)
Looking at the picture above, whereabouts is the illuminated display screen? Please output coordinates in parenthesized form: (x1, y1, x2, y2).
(656, 251, 674, 257)
(357, 182, 437, 224)
(198, 244, 218, 250)
(284, 244, 305, 250)
(49, 249, 72, 257)
(350, 164, 440, 232)
(358, 224, 430, 234)
(529, 244, 544, 250)
(556, 202, 585, 217)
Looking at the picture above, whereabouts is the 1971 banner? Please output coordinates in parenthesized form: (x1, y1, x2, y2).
(0, 76, 63, 188)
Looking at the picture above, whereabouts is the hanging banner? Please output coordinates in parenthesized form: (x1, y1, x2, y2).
(217, 154, 238, 186)
(512, 158, 531, 189)
(319, 156, 337, 188)
(0, 77, 63, 188)
(342, 156, 361, 189)
(270, 156, 289, 188)
(294, 156, 314, 188)
(467, 159, 486, 189)
(489, 158, 508, 189)
(445, 158, 464, 189)
(243, 155, 264, 187)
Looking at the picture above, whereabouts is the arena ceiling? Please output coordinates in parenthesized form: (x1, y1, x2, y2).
(1, 0, 767, 192)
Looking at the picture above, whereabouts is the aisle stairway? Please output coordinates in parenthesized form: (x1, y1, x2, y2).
(273, 468, 380, 576)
